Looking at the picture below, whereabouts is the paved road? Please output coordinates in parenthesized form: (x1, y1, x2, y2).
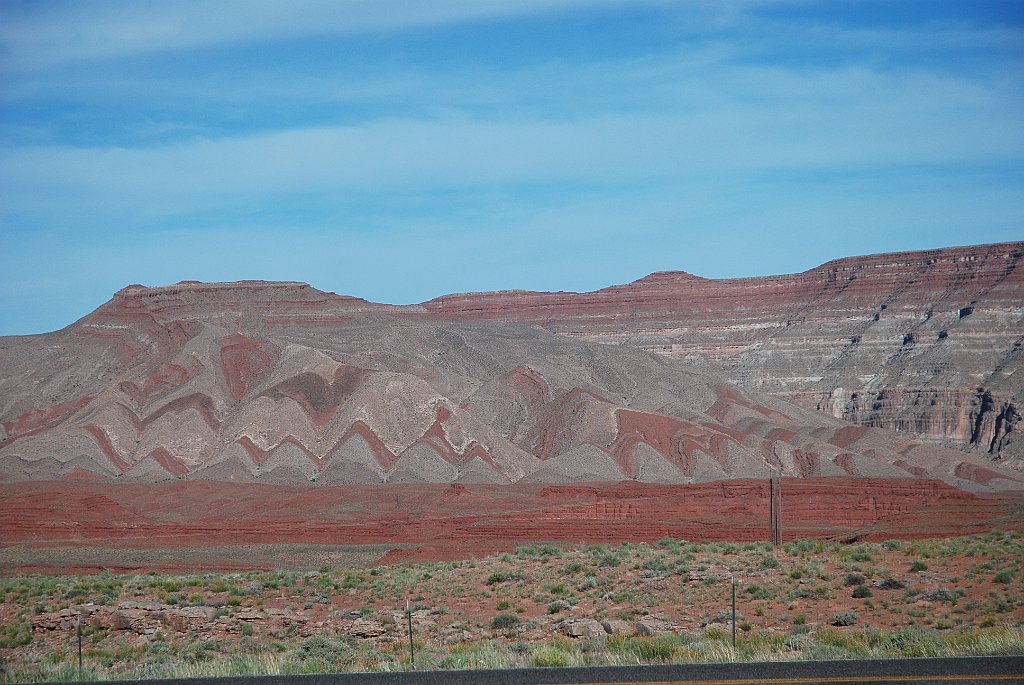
(83, 657, 1023, 685)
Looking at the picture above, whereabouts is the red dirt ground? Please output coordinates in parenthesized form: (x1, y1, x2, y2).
(2, 478, 1022, 574)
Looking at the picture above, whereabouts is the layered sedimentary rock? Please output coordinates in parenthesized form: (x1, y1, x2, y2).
(419, 242, 1024, 466)
(2, 478, 1020, 573)
(1, 260, 1021, 491)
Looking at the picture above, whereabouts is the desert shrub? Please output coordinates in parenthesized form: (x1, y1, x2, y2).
(852, 585, 873, 598)
(844, 573, 867, 587)
(878, 577, 905, 590)
(485, 573, 510, 586)
(758, 554, 780, 570)
(533, 645, 573, 667)
(909, 560, 928, 572)
(547, 600, 570, 614)
(994, 569, 1015, 584)
(784, 538, 823, 555)
(639, 555, 670, 573)
(656, 537, 682, 552)
(0, 619, 32, 648)
(293, 635, 356, 668)
(788, 586, 812, 600)
(919, 588, 959, 602)
(881, 627, 944, 657)
(744, 584, 775, 600)
(63, 586, 88, 599)
(812, 626, 871, 658)
(833, 611, 858, 627)
(633, 636, 677, 661)
(561, 562, 583, 574)
(180, 640, 218, 663)
(704, 625, 727, 641)
(491, 614, 520, 631)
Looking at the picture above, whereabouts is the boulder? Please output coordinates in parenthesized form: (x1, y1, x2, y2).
(564, 619, 605, 639)
(601, 618, 633, 635)
(635, 617, 673, 635)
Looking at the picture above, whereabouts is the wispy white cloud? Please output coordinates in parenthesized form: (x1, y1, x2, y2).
(0, 0, 684, 72)
(3, 59, 1019, 213)
(1, 0, 1022, 334)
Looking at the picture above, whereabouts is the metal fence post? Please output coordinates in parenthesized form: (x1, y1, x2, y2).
(406, 599, 415, 669)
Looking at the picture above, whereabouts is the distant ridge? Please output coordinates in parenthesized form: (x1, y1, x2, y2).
(1, 241, 1021, 487)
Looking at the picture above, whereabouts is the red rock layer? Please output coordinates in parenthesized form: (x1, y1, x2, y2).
(0, 479, 1019, 572)
(2, 243, 1021, 488)
(419, 242, 1024, 463)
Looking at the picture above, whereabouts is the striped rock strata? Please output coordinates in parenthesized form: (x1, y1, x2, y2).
(1, 247, 1022, 490)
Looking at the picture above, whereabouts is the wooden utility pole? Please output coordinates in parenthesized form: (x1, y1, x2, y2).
(731, 575, 736, 647)
(769, 476, 783, 546)
(777, 477, 782, 545)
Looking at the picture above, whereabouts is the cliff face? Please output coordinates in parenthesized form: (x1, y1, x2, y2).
(3, 479, 1012, 565)
(2, 271, 1021, 491)
(420, 242, 1024, 467)
(1, 243, 1021, 488)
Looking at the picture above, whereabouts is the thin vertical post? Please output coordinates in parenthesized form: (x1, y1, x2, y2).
(730, 575, 736, 647)
(406, 599, 415, 669)
(777, 477, 782, 546)
(77, 616, 83, 678)
(769, 478, 774, 545)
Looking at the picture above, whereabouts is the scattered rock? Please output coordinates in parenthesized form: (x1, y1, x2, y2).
(635, 617, 673, 635)
(177, 606, 217, 620)
(349, 618, 386, 638)
(162, 612, 188, 633)
(119, 600, 163, 611)
(92, 611, 130, 632)
(564, 619, 605, 639)
(235, 611, 265, 621)
(600, 618, 633, 635)
(704, 611, 742, 626)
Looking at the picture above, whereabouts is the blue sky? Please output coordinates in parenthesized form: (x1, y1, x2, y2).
(1, 0, 1022, 335)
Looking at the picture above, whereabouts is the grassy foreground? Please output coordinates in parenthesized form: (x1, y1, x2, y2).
(1, 532, 1022, 682)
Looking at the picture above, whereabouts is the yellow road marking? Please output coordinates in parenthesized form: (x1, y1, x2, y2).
(570, 676, 1023, 685)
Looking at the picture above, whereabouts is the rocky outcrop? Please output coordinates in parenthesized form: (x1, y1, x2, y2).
(1, 243, 1022, 487)
(419, 242, 1024, 466)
